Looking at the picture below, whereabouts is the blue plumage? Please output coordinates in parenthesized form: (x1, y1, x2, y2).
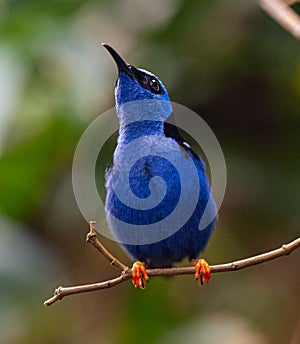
(103, 44, 216, 268)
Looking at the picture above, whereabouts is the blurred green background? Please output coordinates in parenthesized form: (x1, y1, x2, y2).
(1, 0, 300, 343)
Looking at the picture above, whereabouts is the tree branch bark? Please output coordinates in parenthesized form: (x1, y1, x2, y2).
(258, 0, 300, 39)
(44, 223, 300, 307)
(86, 221, 129, 271)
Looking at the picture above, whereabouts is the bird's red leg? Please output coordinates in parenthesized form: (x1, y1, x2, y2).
(192, 259, 210, 285)
(131, 261, 149, 289)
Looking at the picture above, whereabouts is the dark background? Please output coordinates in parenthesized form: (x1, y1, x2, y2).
(0, 1, 299, 343)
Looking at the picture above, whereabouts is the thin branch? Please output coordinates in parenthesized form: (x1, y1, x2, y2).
(86, 221, 129, 271)
(44, 227, 300, 306)
(259, 0, 300, 39)
(44, 273, 131, 306)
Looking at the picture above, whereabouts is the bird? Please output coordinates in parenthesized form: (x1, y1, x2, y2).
(103, 43, 217, 289)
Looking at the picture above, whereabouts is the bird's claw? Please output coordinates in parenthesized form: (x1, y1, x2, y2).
(193, 259, 210, 285)
(131, 261, 149, 289)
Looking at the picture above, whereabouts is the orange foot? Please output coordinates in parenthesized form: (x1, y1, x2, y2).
(131, 261, 149, 290)
(192, 259, 211, 286)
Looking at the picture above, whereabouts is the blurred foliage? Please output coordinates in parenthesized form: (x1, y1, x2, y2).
(0, 0, 299, 343)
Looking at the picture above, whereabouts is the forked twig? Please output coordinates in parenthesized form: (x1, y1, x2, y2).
(44, 222, 300, 307)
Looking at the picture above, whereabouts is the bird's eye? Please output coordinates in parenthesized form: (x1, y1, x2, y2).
(136, 71, 164, 94)
(149, 78, 160, 92)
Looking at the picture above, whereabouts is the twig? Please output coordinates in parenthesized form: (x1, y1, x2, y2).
(86, 221, 129, 271)
(44, 224, 300, 306)
(259, 0, 300, 39)
(44, 273, 131, 306)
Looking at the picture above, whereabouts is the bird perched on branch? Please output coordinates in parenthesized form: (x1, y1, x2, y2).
(103, 44, 217, 289)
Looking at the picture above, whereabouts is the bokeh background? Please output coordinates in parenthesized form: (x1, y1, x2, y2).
(1, 1, 300, 343)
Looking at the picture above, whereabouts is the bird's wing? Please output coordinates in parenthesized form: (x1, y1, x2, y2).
(163, 121, 200, 161)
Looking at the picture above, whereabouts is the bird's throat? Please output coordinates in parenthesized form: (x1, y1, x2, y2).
(118, 120, 165, 145)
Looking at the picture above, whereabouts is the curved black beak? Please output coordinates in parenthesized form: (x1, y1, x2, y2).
(102, 43, 134, 79)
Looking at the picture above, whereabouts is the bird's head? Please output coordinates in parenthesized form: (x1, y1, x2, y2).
(103, 44, 172, 125)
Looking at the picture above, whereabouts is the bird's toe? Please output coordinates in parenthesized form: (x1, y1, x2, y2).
(193, 258, 211, 285)
(131, 261, 149, 289)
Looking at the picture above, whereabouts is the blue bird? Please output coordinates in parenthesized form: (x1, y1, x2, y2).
(103, 44, 217, 288)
